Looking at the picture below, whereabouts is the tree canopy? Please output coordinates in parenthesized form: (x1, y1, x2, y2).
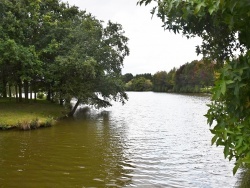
(0, 0, 129, 116)
(124, 60, 214, 93)
(138, 0, 250, 174)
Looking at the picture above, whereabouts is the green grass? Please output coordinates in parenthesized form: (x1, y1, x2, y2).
(0, 98, 67, 130)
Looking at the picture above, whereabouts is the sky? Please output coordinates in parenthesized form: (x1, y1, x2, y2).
(63, 0, 202, 75)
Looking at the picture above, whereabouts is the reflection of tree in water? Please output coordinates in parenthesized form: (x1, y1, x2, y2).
(236, 167, 250, 188)
(74, 106, 134, 187)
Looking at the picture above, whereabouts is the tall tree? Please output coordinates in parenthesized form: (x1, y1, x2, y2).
(0, 0, 129, 117)
(122, 73, 134, 83)
(153, 71, 168, 92)
(126, 77, 153, 91)
(54, 15, 129, 116)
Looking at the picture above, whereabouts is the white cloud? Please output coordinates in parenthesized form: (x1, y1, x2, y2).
(63, 0, 202, 75)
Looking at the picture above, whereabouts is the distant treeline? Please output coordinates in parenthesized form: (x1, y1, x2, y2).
(123, 60, 215, 93)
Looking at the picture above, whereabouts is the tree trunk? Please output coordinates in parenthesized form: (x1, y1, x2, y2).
(68, 99, 80, 117)
(15, 85, 18, 102)
(8, 84, 11, 100)
(59, 91, 64, 105)
(30, 82, 32, 100)
(33, 81, 37, 102)
(24, 80, 29, 103)
(51, 91, 55, 102)
(59, 99, 64, 106)
(34, 91, 37, 102)
(18, 80, 22, 102)
(47, 84, 51, 101)
(2, 77, 7, 98)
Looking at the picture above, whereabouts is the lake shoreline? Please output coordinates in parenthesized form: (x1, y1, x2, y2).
(0, 98, 67, 131)
(0, 91, 211, 131)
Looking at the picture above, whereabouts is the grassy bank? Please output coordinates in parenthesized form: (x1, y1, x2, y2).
(0, 98, 67, 130)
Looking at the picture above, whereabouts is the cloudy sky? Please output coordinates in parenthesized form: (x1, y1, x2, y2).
(64, 0, 202, 75)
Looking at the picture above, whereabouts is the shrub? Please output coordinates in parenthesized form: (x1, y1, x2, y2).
(37, 92, 45, 99)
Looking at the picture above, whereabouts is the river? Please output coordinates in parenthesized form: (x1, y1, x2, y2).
(0, 92, 247, 187)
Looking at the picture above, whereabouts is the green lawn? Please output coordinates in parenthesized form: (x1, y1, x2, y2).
(0, 98, 67, 130)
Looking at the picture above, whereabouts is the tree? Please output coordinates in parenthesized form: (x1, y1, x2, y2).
(174, 60, 214, 92)
(54, 15, 129, 116)
(0, 0, 65, 102)
(138, 0, 250, 174)
(0, 0, 129, 117)
(122, 73, 134, 83)
(126, 77, 153, 91)
(153, 71, 169, 92)
(135, 73, 153, 81)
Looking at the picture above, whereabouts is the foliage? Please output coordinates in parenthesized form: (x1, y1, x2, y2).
(153, 70, 175, 92)
(37, 92, 45, 99)
(135, 73, 153, 81)
(0, 0, 129, 116)
(122, 73, 134, 83)
(124, 61, 214, 92)
(206, 52, 250, 174)
(174, 60, 214, 92)
(54, 17, 129, 115)
(125, 77, 153, 91)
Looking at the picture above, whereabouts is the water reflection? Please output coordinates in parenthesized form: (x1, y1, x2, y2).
(0, 107, 134, 187)
(54, 107, 134, 187)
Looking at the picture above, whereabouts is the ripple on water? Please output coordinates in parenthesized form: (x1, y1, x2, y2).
(0, 92, 242, 187)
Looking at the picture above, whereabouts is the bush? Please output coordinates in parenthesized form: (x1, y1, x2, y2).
(37, 92, 45, 99)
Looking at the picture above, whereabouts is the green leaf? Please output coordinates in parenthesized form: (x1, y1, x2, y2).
(234, 83, 239, 97)
(211, 135, 217, 145)
(225, 80, 234, 84)
(221, 80, 226, 95)
(229, 1, 238, 13)
(194, 2, 205, 14)
(233, 162, 241, 175)
(241, 158, 250, 163)
(235, 137, 243, 149)
(145, 0, 152, 6)
(223, 131, 227, 140)
(224, 143, 229, 158)
(208, 6, 215, 15)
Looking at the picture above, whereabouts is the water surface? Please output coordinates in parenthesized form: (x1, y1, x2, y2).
(0, 92, 243, 187)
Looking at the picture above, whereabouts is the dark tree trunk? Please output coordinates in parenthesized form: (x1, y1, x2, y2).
(59, 91, 63, 105)
(8, 84, 11, 100)
(68, 99, 80, 117)
(24, 80, 29, 102)
(15, 85, 18, 102)
(59, 99, 64, 106)
(33, 81, 37, 102)
(2, 77, 7, 98)
(51, 91, 55, 102)
(30, 82, 32, 100)
(18, 80, 22, 102)
(47, 85, 51, 101)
